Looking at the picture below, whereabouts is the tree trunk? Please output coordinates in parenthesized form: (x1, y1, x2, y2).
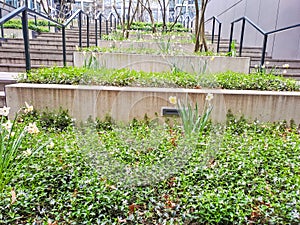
(194, 0, 200, 52)
(194, 0, 209, 52)
(139, 0, 156, 33)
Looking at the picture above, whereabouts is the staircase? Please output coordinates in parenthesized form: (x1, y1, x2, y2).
(215, 41, 300, 79)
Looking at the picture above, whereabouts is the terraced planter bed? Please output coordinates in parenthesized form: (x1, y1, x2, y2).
(74, 52, 250, 74)
(82, 40, 216, 53)
(2, 28, 36, 39)
(6, 83, 300, 124)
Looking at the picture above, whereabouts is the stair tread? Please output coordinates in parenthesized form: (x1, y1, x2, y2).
(0, 72, 19, 80)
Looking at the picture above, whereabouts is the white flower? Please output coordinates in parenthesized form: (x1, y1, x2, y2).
(205, 93, 214, 102)
(23, 149, 32, 156)
(24, 102, 33, 113)
(169, 96, 177, 105)
(0, 106, 10, 116)
(254, 64, 258, 68)
(25, 122, 39, 134)
(2, 120, 12, 131)
(282, 64, 289, 68)
(266, 61, 270, 65)
(283, 69, 287, 74)
(47, 141, 55, 149)
(261, 64, 265, 69)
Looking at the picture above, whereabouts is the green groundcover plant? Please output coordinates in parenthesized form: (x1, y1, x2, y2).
(117, 22, 188, 32)
(0, 106, 299, 224)
(19, 66, 300, 91)
(3, 19, 55, 33)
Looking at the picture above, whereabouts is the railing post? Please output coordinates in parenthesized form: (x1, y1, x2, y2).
(79, 11, 82, 48)
(48, 21, 50, 31)
(239, 18, 246, 57)
(106, 19, 108, 35)
(62, 26, 66, 66)
(260, 34, 268, 68)
(95, 19, 98, 46)
(228, 22, 234, 53)
(99, 15, 102, 39)
(114, 17, 116, 30)
(0, 9, 4, 38)
(110, 14, 112, 29)
(22, 8, 31, 71)
(86, 14, 89, 47)
(217, 23, 221, 53)
(212, 17, 215, 43)
(34, 15, 37, 26)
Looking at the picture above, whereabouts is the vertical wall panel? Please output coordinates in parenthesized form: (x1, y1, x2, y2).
(204, 0, 300, 59)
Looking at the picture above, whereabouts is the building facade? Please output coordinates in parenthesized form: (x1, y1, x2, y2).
(205, 0, 300, 60)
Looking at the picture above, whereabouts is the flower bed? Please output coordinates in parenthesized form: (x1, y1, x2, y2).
(0, 105, 299, 224)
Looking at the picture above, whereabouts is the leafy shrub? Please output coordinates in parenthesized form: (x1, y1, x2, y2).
(19, 67, 300, 91)
(214, 71, 300, 91)
(21, 107, 74, 131)
(3, 19, 53, 33)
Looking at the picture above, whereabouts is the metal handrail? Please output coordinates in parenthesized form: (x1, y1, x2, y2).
(205, 16, 222, 52)
(0, 6, 88, 70)
(0, 6, 30, 70)
(229, 16, 300, 67)
(107, 12, 117, 31)
(95, 12, 108, 44)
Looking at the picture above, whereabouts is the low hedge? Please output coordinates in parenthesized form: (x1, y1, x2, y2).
(19, 67, 300, 92)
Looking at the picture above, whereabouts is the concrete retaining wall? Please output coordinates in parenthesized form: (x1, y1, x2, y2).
(3, 29, 35, 39)
(91, 40, 215, 53)
(74, 52, 250, 74)
(6, 83, 300, 124)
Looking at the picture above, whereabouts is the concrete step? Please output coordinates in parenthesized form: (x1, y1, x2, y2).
(0, 48, 73, 57)
(0, 64, 68, 72)
(250, 59, 300, 67)
(1, 37, 96, 44)
(0, 72, 18, 91)
(1, 42, 77, 51)
(0, 57, 72, 66)
(0, 72, 18, 107)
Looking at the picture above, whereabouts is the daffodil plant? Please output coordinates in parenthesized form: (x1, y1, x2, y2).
(169, 93, 213, 137)
(0, 103, 45, 192)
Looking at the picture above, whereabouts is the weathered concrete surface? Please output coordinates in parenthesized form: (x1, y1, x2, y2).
(74, 52, 250, 74)
(91, 40, 216, 53)
(6, 83, 300, 124)
(3, 29, 35, 39)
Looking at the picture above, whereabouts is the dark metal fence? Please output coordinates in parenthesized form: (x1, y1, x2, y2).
(0, 3, 111, 70)
(229, 16, 300, 67)
(205, 16, 222, 53)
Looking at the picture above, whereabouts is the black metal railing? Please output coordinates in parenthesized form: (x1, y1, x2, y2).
(229, 16, 300, 66)
(94, 12, 117, 45)
(0, 4, 93, 70)
(182, 16, 191, 30)
(205, 16, 222, 52)
(95, 12, 107, 44)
